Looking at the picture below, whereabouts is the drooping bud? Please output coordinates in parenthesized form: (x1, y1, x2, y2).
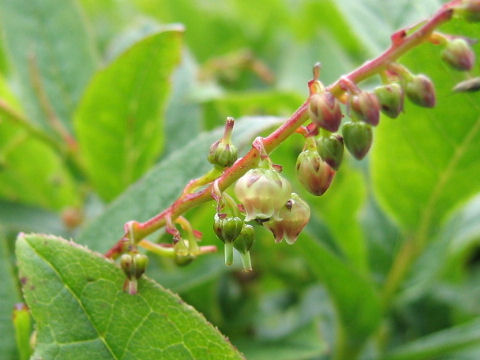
(213, 213, 243, 243)
(374, 83, 404, 118)
(405, 74, 436, 108)
(455, 0, 480, 22)
(453, 77, 480, 92)
(342, 121, 373, 160)
(234, 162, 291, 221)
(133, 253, 148, 279)
(265, 193, 310, 245)
(442, 38, 475, 71)
(208, 117, 238, 168)
(296, 137, 335, 196)
(213, 213, 244, 265)
(317, 134, 344, 170)
(308, 92, 343, 132)
(350, 91, 380, 126)
(233, 224, 255, 271)
(120, 254, 134, 279)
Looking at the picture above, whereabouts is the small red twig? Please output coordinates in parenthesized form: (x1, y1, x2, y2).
(105, 1, 459, 259)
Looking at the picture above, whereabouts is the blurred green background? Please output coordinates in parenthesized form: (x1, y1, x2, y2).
(1, 0, 480, 359)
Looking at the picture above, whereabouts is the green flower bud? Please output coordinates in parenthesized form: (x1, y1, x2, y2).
(208, 140, 238, 168)
(234, 166, 291, 221)
(442, 38, 475, 71)
(350, 91, 380, 126)
(374, 83, 404, 118)
(455, 0, 480, 22)
(296, 147, 335, 196)
(233, 224, 255, 271)
(265, 193, 310, 245)
(213, 213, 244, 243)
(133, 253, 148, 279)
(342, 121, 373, 160)
(308, 92, 343, 132)
(208, 117, 238, 168)
(317, 134, 344, 170)
(405, 74, 436, 108)
(120, 254, 134, 279)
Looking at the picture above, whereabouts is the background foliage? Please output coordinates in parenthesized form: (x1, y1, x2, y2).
(1, 0, 480, 359)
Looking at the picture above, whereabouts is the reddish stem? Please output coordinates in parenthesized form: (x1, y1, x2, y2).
(105, 1, 458, 259)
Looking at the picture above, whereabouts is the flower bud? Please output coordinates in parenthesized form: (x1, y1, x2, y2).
(342, 122, 373, 160)
(296, 146, 335, 196)
(442, 38, 475, 71)
(133, 253, 148, 279)
(374, 83, 404, 118)
(265, 193, 310, 245)
(308, 92, 343, 132)
(405, 74, 436, 108)
(350, 91, 380, 126)
(234, 166, 291, 221)
(233, 224, 255, 271)
(455, 0, 480, 22)
(317, 134, 344, 170)
(208, 140, 238, 168)
(120, 254, 134, 279)
(213, 213, 244, 243)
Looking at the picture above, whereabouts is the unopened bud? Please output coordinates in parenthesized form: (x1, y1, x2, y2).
(233, 224, 255, 271)
(213, 213, 243, 243)
(296, 142, 335, 196)
(342, 122, 373, 160)
(317, 134, 344, 170)
(208, 117, 238, 168)
(133, 253, 148, 279)
(120, 254, 134, 279)
(350, 91, 380, 126)
(453, 77, 480, 92)
(455, 0, 480, 22)
(208, 140, 237, 168)
(265, 193, 310, 245)
(405, 74, 436, 108)
(308, 92, 343, 132)
(442, 38, 475, 71)
(234, 165, 291, 221)
(374, 83, 404, 118)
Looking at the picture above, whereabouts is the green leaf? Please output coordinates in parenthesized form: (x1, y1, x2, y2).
(0, 76, 80, 210)
(372, 24, 480, 236)
(384, 318, 480, 360)
(235, 322, 327, 360)
(311, 165, 368, 272)
(75, 29, 183, 201)
(402, 194, 480, 302)
(0, 200, 66, 234)
(334, 0, 441, 56)
(297, 236, 381, 354)
(0, 235, 21, 360)
(16, 233, 244, 359)
(78, 116, 283, 252)
(0, 0, 97, 131)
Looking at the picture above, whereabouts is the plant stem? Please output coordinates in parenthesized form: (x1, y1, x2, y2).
(105, 1, 460, 260)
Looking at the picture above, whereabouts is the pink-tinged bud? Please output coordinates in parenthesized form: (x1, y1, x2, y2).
(342, 122, 373, 160)
(442, 38, 475, 71)
(453, 77, 480, 92)
(350, 91, 380, 126)
(405, 74, 436, 108)
(308, 92, 343, 132)
(296, 147, 335, 196)
(374, 83, 404, 119)
(456, 0, 480, 22)
(265, 193, 310, 244)
(234, 166, 291, 221)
